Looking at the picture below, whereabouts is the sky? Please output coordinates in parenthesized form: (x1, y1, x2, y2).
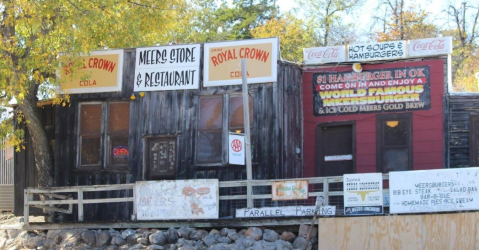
(275, 0, 466, 42)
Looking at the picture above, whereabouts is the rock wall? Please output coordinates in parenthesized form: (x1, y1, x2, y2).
(0, 226, 317, 250)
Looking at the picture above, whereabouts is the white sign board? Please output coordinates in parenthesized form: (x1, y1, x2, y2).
(228, 133, 245, 165)
(348, 41, 406, 61)
(135, 179, 219, 220)
(344, 173, 383, 215)
(134, 44, 200, 91)
(408, 37, 453, 57)
(303, 46, 346, 65)
(236, 206, 336, 218)
(389, 168, 479, 214)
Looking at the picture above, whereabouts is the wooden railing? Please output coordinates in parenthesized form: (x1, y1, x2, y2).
(23, 174, 390, 223)
(24, 184, 135, 223)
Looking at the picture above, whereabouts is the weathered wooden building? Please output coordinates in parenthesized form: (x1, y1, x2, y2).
(447, 93, 479, 168)
(14, 43, 304, 220)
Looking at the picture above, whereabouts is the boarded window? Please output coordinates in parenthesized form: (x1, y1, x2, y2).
(79, 104, 102, 166)
(78, 102, 130, 168)
(197, 97, 223, 164)
(108, 103, 130, 167)
(229, 96, 253, 131)
(377, 113, 413, 173)
(196, 95, 253, 164)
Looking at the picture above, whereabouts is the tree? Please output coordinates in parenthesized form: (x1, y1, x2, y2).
(216, 0, 279, 40)
(374, 1, 439, 41)
(447, 1, 479, 91)
(295, 0, 362, 46)
(251, 14, 313, 62)
(0, 0, 185, 189)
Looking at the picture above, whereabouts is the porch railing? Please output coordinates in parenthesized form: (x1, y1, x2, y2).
(23, 174, 389, 223)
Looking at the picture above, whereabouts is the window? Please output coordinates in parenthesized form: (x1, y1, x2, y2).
(78, 102, 130, 168)
(376, 113, 412, 173)
(196, 95, 253, 165)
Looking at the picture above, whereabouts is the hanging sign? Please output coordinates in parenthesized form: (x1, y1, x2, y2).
(348, 41, 406, 61)
(312, 65, 430, 116)
(135, 179, 219, 220)
(408, 37, 453, 57)
(344, 173, 383, 215)
(303, 46, 346, 65)
(389, 168, 479, 214)
(134, 44, 200, 91)
(58, 50, 124, 94)
(203, 38, 279, 86)
(228, 133, 245, 165)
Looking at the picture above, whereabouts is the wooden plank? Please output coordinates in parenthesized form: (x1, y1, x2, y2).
(78, 189, 83, 222)
(27, 184, 134, 193)
(21, 217, 318, 230)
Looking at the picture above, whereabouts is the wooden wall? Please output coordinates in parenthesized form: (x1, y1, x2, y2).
(14, 104, 55, 216)
(447, 94, 479, 167)
(52, 48, 303, 221)
(318, 212, 479, 250)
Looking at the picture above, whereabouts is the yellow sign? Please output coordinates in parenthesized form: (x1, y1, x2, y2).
(58, 50, 123, 94)
(204, 38, 279, 86)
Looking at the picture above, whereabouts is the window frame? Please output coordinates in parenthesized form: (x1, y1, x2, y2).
(195, 94, 253, 166)
(77, 101, 130, 170)
(376, 113, 413, 173)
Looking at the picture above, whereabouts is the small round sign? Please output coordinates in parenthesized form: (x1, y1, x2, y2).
(231, 139, 242, 152)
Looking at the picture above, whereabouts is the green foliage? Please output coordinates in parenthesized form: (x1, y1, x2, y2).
(251, 14, 313, 62)
(0, 0, 187, 152)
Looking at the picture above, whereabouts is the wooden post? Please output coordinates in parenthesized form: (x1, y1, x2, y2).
(241, 59, 253, 208)
(24, 190, 31, 223)
(323, 178, 329, 205)
(78, 188, 84, 222)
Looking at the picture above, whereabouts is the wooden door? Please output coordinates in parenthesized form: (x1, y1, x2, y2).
(316, 122, 355, 177)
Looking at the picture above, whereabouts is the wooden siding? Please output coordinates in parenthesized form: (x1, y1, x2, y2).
(52, 48, 303, 221)
(13, 104, 56, 215)
(0, 185, 14, 212)
(0, 139, 14, 185)
(447, 94, 479, 167)
(318, 212, 479, 250)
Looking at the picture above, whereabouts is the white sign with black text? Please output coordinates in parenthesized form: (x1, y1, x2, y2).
(236, 206, 336, 218)
(303, 46, 346, 65)
(389, 168, 479, 214)
(134, 44, 200, 91)
(228, 133, 245, 165)
(408, 37, 453, 57)
(344, 173, 383, 215)
(348, 41, 407, 61)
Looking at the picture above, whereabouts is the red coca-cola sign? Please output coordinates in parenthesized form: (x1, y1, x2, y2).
(412, 39, 446, 51)
(303, 46, 346, 64)
(408, 37, 452, 57)
(307, 48, 339, 59)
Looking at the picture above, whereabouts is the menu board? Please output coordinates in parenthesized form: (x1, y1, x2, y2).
(344, 173, 383, 215)
(389, 168, 479, 214)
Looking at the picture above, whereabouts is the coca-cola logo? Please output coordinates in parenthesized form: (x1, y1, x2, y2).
(412, 39, 446, 51)
(307, 48, 339, 59)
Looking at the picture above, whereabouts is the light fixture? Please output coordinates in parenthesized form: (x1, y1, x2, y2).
(352, 63, 362, 73)
(386, 121, 399, 128)
(235, 129, 242, 133)
(139, 92, 145, 97)
(130, 94, 136, 100)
